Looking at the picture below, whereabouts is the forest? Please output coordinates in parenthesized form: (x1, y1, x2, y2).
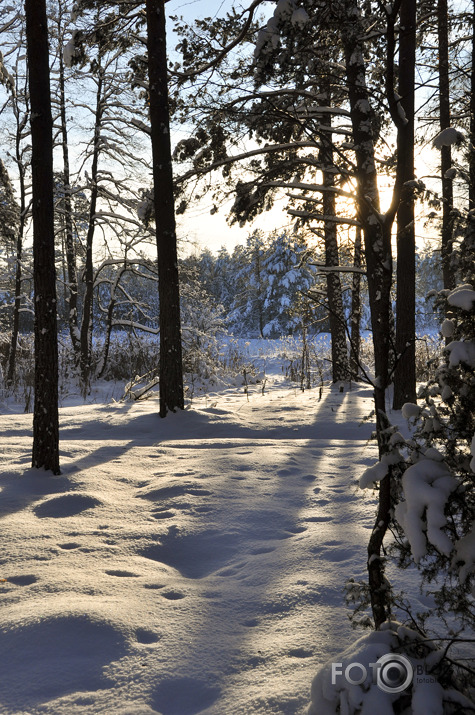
(0, 0, 474, 714)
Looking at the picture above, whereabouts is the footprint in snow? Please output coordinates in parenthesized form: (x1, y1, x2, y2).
(135, 628, 160, 644)
(152, 676, 220, 715)
(139, 530, 239, 579)
(137, 484, 211, 501)
(143, 583, 165, 590)
(34, 493, 101, 518)
(277, 467, 299, 477)
(286, 525, 307, 534)
(216, 561, 247, 577)
(152, 510, 175, 520)
(288, 647, 313, 659)
(58, 542, 81, 550)
(161, 590, 186, 600)
(5, 574, 38, 586)
(304, 515, 332, 523)
(105, 570, 140, 578)
(250, 546, 275, 555)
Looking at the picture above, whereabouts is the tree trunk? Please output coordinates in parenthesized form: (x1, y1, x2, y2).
(146, 0, 184, 417)
(97, 263, 128, 379)
(462, 1, 475, 285)
(349, 227, 362, 381)
(25, 0, 60, 474)
(393, 0, 417, 409)
(6, 161, 26, 386)
(79, 64, 103, 391)
(438, 0, 455, 291)
(58, 28, 80, 358)
(342, 0, 393, 628)
(319, 103, 350, 383)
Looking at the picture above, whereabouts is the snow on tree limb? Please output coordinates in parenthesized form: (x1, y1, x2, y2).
(394, 458, 458, 563)
(432, 127, 465, 149)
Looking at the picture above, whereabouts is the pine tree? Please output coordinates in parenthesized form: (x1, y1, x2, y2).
(146, 0, 184, 416)
(25, 0, 60, 474)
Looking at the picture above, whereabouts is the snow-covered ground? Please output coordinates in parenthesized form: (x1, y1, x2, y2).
(0, 368, 387, 715)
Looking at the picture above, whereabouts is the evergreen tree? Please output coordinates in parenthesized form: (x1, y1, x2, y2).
(0, 159, 19, 252)
(25, 0, 60, 473)
(146, 0, 184, 416)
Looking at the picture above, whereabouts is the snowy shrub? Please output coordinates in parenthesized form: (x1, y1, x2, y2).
(308, 621, 474, 715)
(393, 285, 475, 627)
(378, 283, 475, 708)
(348, 280, 475, 713)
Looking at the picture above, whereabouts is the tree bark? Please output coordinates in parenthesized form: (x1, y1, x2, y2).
(6, 123, 27, 386)
(25, 0, 60, 474)
(58, 21, 80, 358)
(146, 0, 184, 417)
(80, 63, 103, 391)
(393, 0, 417, 409)
(462, 1, 475, 285)
(342, 0, 393, 628)
(438, 0, 455, 291)
(349, 227, 362, 381)
(319, 100, 350, 383)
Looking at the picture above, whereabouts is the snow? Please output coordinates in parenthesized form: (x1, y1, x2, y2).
(307, 621, 466, 715)
(453, 524, 475, 584)
(443, 167, 457, 179)
(401, 402, 421, 420)
(63, 33, 77, 68)
(440, 318, 455, 338)
(394, 458, 458, 563)
(308, 627, 402, 715)
(445, 339, 475, 368)
(432, 127, 465, 149)
(359, 449, 402, 489)
(291, 7, 309, 27)
(447, 284, 475, 311)
(0, 374, 383, 714)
